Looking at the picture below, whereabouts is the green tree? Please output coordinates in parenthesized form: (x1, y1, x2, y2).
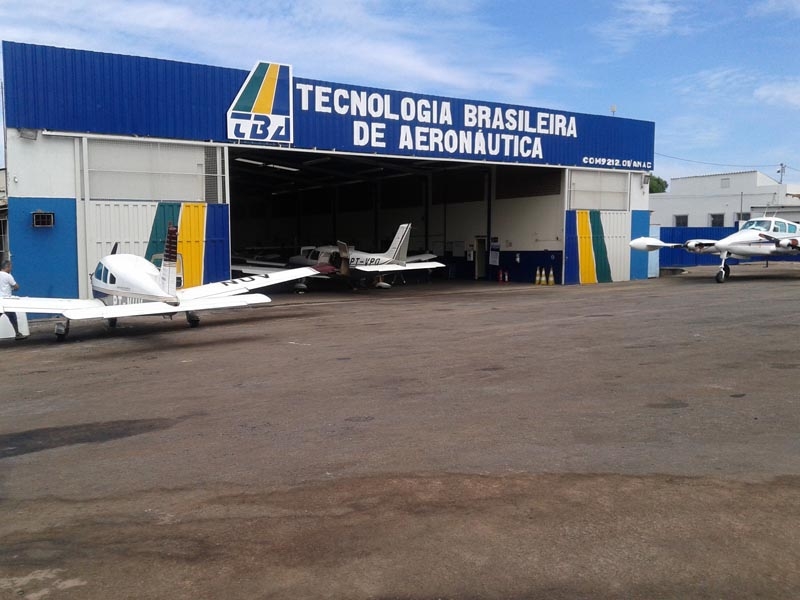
(649, 175, 668, 193)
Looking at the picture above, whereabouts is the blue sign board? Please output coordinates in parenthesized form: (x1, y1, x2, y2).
(228, 62, 654, 170)
(3, 43, 654, 172)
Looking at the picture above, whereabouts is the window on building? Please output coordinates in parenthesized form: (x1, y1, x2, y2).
(32, 212, 55, 228)
(674, 215, 688, 227)
(710, 213, 724, 227)
(721, 178, 731, 188)
(735, 212, 750, 223)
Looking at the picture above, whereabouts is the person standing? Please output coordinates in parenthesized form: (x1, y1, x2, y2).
(0, 259, 27, 340)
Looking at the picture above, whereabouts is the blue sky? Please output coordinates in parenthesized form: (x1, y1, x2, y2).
(1, 0, 799, 186)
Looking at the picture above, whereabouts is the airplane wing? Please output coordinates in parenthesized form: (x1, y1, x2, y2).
(354, 261, 445, 273)
(407, 253, 439, 262)
(232, 262, 331, 279)
(178, 266, 321, 300)
(0, 294, 271, 320)
(0, 296, 104, 317)
(630, 237, 719, 254)
(758, 232, 800, 249)
(231, 263, 289, 275)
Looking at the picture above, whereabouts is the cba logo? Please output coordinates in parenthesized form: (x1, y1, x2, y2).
(227, 62, 293, 143)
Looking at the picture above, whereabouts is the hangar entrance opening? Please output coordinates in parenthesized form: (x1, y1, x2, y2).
(228, 147, 566, 281)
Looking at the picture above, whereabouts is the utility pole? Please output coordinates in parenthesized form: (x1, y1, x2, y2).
(778, 163, 786, 184)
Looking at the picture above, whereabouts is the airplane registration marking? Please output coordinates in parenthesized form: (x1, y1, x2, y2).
(219, 274, 274, 286)
(350, 257, 386, 266)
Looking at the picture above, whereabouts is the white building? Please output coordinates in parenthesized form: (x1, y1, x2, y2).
(649, 171, 800, 227)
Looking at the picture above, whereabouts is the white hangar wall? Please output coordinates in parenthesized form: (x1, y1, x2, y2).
(649, 171, 800, 227)
(6, 131, 229, 297)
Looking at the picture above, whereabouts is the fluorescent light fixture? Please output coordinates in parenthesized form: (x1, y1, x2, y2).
(234, 157, 265, 166)
(267, 163, 299, 172)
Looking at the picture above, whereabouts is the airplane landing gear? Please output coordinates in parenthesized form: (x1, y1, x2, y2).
(716, 254, 731, 283)
(54, 319, 70, 342)
(186, 311, 200, 328)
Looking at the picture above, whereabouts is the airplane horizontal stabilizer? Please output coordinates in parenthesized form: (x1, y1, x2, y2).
(355, 261, 445, 273)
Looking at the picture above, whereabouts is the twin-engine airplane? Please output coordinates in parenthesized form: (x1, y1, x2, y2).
(0, 225, 321, 340)
(630, 216, 800, 282)
(235, 223, 445, 289)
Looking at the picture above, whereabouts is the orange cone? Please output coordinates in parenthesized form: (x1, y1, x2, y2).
(547, 268, 555, 285)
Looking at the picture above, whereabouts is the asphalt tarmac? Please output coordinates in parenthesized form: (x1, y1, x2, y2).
(1, 263, 799, 599)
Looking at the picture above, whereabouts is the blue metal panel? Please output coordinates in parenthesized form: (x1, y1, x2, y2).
(630, 210, 650, 279)
(657, 226, 800, 267)
(563, 210, 580, 284)
(3, 41, 244, 142)
(3, 42, 655, 171)
(7, 198, 78, 299)
(283, 77, 655, 170)
(204, 204, 231, 283)
(494, 250, 562, 284)
(659, 227, 734, 267)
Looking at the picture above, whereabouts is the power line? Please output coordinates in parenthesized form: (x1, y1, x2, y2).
(654, 152, 786, 170)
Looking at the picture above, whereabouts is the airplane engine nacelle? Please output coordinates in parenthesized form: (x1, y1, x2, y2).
(685, 241, 704, 251)
(630, 237, 666, 252)
(778, 238, 799, 249)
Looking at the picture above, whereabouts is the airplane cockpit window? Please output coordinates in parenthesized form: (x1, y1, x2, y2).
(101, 266, 109, 283)
(775, 221, 788, 233)
(309, 250, 320, 261)
(741, 220, 771, 231)
(94, 262, 104, 280)
(789, 224, 799, 234)
(109, 273, 116, 284)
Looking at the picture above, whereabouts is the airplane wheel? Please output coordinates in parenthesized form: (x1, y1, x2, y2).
(724, 264, 731, 278)
(715, 270, 726, 283)
(56, 333, 66, 342)
(107, 318, 118, 328)
(186, 311, 200, 328)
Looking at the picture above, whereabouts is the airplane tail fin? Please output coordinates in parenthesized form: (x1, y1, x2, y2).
(336, 241, 351, 276)
(158, 224, 179, 299)
(382, 223, 412, 264)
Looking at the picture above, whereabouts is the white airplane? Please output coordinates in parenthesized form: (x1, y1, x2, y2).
(0, 225, 322, 340)
(630, 215, 800, 282)
(235, 223, 445, 289)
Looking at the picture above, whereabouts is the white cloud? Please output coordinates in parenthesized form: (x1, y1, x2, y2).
(591, 0, 694, 53)
(657, 114, 727, 149)
(0, 0, 559, 104)
(748, 0, 800, 17)
(753, 80, 800, 109)
(669, 67, 758, 106)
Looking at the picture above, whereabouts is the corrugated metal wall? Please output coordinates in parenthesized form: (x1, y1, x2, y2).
(85, 201, 230, 289)
(630, 210, 651, 279)
(658, 227, 734, 267)
(3, 41, 244, 142)
(564, 209, 631, 284)
(203, 205, 231, 284)
(87, 200, 160, 264)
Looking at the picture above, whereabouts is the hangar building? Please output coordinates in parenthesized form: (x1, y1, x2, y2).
(1, 41, 655, 300)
